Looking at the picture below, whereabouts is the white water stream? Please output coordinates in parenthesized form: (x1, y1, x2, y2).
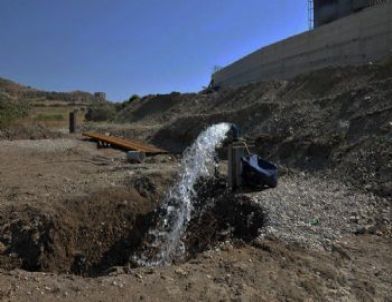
(135, 123, 231, 266)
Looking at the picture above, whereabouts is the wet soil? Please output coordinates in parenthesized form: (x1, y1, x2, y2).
(133, 176, 266, 265)
(185, 177, 265, 258)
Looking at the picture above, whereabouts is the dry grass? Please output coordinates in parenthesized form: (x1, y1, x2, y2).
(27, 105, 86, 129)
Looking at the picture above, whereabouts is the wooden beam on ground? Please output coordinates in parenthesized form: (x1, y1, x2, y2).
(83, 132, 167, 154)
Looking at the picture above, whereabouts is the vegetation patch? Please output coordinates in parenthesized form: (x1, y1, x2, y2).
(85, 103, 117, 122)
(0, 94, 29, 128)
(34, 113, 65, 121)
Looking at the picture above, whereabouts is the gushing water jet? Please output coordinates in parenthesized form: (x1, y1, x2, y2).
(135, 123, 231, 266)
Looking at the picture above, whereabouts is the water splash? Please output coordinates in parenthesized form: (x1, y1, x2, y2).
(135, 123, 231, 266)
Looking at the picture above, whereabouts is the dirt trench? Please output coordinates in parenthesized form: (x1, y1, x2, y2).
(0, 188, 156, 276)
(0, 175, 265, 277)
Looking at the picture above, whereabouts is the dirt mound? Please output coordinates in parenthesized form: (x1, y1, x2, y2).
(0, 188, 156, 276)
(132, 176, 265, 265)
(116, 92, 199, 125)
(117, 61, 392, 196)
(185, 177, 265, 258)
(0, 173, 266, 276)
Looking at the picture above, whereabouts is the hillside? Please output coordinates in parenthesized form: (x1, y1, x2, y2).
(113, 60, 392, 197)
(0, 77, 108, 139)
(0, 77, 98, 105)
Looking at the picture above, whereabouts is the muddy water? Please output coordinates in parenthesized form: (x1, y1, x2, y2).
(135, 123, 231, 266)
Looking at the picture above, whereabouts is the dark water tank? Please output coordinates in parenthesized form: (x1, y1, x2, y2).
(313, 0, 383, 27)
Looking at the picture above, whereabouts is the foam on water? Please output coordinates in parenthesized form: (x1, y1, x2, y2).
(135, 123, 231, 266)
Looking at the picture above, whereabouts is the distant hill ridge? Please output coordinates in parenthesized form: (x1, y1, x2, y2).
(0, 77, 103, 104)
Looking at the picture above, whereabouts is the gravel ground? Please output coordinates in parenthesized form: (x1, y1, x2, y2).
(252, 172, 391, 249)
(0, 138, 79, 153)
(0, 138, 390, 301)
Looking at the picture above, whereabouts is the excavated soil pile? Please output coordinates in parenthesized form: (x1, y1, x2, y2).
(114, 60, 392, 197)
(185, 177, 265, 258)
(0, 188, 156, 276)
(132, 176, 265, 266)
(0, 175, 265, 275)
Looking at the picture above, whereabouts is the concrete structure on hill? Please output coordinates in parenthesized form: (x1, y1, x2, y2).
(211, 0, 392, 89)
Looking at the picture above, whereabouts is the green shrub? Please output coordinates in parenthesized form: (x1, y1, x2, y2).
(128, 94, 140, 103)
(0, 96, 29, 128)
(114, 95, 141, 111)
(85, 104, 116, 122)
(34, 113, 64, 121)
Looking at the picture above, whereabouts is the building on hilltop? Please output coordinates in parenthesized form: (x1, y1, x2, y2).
(211, 0, 391, 89)
(94, 92, 106, 102)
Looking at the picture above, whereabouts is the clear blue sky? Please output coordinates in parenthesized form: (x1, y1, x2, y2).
(0, 0, 308, 101)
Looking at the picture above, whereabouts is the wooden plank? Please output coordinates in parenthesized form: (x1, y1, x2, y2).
(83, 132, 167, 154)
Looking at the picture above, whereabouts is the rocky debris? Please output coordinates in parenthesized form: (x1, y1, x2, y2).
(253, 173, 391, 249)
(174, 268, 188, 276)
(0, 138, 78, 153)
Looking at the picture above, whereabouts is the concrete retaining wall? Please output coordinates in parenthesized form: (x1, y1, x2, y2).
(212, 2, 392, 88)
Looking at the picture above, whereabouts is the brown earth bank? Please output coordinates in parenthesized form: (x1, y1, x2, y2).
(107, 60, 392, 197)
